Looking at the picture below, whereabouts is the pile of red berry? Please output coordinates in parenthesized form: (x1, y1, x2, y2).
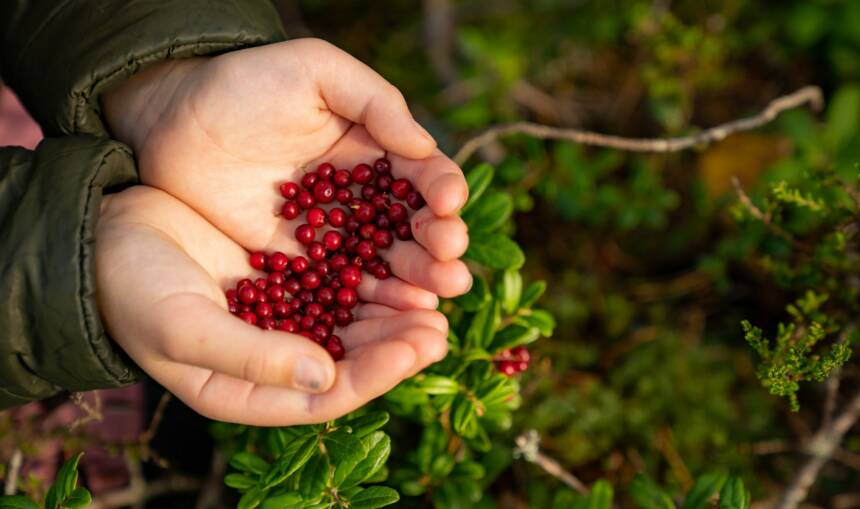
(223, 157, 424, 360)
(494, 346, 530, 376)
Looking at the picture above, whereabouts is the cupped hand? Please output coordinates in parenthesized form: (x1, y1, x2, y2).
(103, 38, 472, 302)
(96, 186, 449, 425)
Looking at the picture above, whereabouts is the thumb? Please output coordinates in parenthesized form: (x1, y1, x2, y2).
(307, 39, 436, 159)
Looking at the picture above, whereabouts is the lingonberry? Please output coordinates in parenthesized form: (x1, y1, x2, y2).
(351, 256, 365, 269)
(345, 217, 361, 233)
(360, 184, 377, 200)
(372, 193, 390, 211)
(301, 172, 318, 189)
(281, 201, 301, 219)
(297, 191, 315, 209)
(328, 207, 347, 227)
(391, 178, 412, 199)
(290, 256, 309, 273)
(373, 157, 391, 174)
(344, 235, 360, 253)
(314, 260, 331, 276)
(239, 312, 257, 325)
(395, 222, 413, 240)
(335, 188, 353, 205)
(354, 202, 376, 223)
(333, 169, 352, 187)
(313, 180, 335, 204)
(406, 191, 425, 210)
(255, 302, 273, 318)
(267, 285, 285, 302)
(260, 317, 277, 330)
(352, 163, 373, 184)
(306, 207, 327, 227)
(249, 252, 267, 270)
(373, 230, 393, 249)
(237, 278, 253, 288)
(298, 290, 315, 304)
(316, 162, 335, 180)
(316, 287, 335, 306)
(326, 336, 345, 361)
(333, 307, 353, 326)
(357, 240, 377, 260)
(300, 271, 321, 290)
(284, 278, 301, 295)
(330, 254, 349, 271)
(256, 291, 268, 304)
(312, 324, 330, 341)
(307, 242, 326, 261)
(323, 230, 343, 251)
(225, 288, 237, 301)
(278, 319, 299, 333)
(254, 277, 268, 290)
(300, 315, 315, 331)
(388, 203, 407, 222)
(268, 251, 289, 272)
(280, 181, 300, 199)
(267, 271, 286, 286)
(336, 288, 358, 308)
(319, 312, 335, 327)
(305, 302, 323, 317)
(295, 224, 316, 244)
(273, 302, 290, 317)
(370, 261, 391, 280)
(498, 361, 517, 377)
(359, 223, 377, 240)
(238, 285, 257, 304)
(340, 265, 362, 288)
(228, 302, 239, 314)
(376, 174, 393, 191)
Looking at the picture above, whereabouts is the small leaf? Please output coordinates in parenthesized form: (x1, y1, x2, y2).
(417, 375, 460, 395)
(462, 191, 513, 232)
(430, 455, 456, 479)
(519, 281, 547, 308)
(238, 488, 266, 509)
(465, 300, 500, 349)
(327, 429, 369, 486)
(489, 325, 539, 352)
(453, 275, 490, 311)
(297, 454, 328, 499)
(0, 496, 40, 509)
(514, 309, 555, 336)
(589, 480, 614, 509)
(341, 432, 391, 488)
(464, 233, 525, 269)
(682, 472, 728, 509)
(348, 486, 400, 509)
(718, 477, 750, 509)
(451, 394, 479, 438)
(453, 460, 485, 480)
(261, 492, 303, 509)
(61, 488, 91, 509)
(629, 474, 675, 509)
(340, 412, 390, 439)
(225, 473, 258, 491)
(463, 163, 495, 213)
(263, 435, 319, 488)
(497, 269, 523, 314)
(230, 452, 271, 476)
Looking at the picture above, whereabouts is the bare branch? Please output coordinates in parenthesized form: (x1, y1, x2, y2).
(731, 176, 812, 252)
(139, 391, 172, 465)
(69, 391, 103, 430)
(514, 430, 589, 495)
(3, 448, 22, 495)
(777, 388, 860, 509)
(454, 86, 823, 165)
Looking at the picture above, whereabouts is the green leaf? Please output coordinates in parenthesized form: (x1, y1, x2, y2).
(489, 325, 540, 352)
(327, 429, 369, 486)
(453, 275, 490, 311)
(417, 375, 460, 395)
(341, 432, 391, 488)
(519, 280, 547, 308)
(453, 460, 486, 480)
(61, 488, 91, 509)
(497, 269, 523, 314)
(0, 496, 40, 509)
(238, 488, 266, 509)
(682, 473, 727, 509)
(465, 300, 500, 349)
(225, 473, 258, 491)
(263, 434, 319, 489)
(463, 191, 513, 232)
(348, 486, 400, 509)
(514, 309, 555, 336)
(589, 480, 614, 509)
(451, 394, 479, 438)
(430, 455, 456, 479)
(45, 453, 85, 509)
(463, 163, 495, 213)
(340, 412, 390, 439)
(718, 477, 750, 509)
(231, 452, 271, 476)
(297, 454, 328, 499)
(464, 233, 525, 269)
(826, 85, 860, 150)
(261, 492, 303, 509)
(629, 474, 675, 509)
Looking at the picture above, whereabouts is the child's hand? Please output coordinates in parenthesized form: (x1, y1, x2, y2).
(96, 186, 449, 426)
(103, 38, 472, 300)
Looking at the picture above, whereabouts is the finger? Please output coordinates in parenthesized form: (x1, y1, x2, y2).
(340, 309, 449, 348)
(150, 294, 336, 392)
(384, 240, 473, 298)
(410, 207, 469, 261)
(357, 274, 439, 310)
(387, 151, 468, 216)
(355, 303, 400, 320)
(305, 39, 437, 159)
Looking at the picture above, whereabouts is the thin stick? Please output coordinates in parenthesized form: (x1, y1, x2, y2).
(3, 448, 22, 495)
(777, 388, 860, 509)
(139, 392, 172, 462)
(453, 86, 823, 165)
(514, 430, 589, 495)
(69, 391, 103, 430)
(86, 475, 201, 509)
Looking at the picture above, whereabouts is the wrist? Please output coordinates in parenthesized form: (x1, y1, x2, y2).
(102, 58, 204, 153)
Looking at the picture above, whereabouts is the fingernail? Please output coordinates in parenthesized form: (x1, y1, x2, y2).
(413, 119, 435, 143)
(294, 357, 331, 392)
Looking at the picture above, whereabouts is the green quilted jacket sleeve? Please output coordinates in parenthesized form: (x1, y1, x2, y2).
(0, 1, 287, 408)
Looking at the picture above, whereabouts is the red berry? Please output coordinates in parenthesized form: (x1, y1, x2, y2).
(515, 361, 529, 372)
(498, 361, 517, 376)
(254, 277, 268, 290)
(373, 230, 393, 248)
(345, 217, 361, 233)
(285, 278, 301, 295)
(372, 193, 390, 211)
(306, 207, 327, 227)
(395, 222, 413, 240)
(300, 315, 315, 331)
(376, 174, 393, 191)
(354, 202, 376, 223)
(388, 203, 408, 222)
(316, 287, 335, 306)
(333, 169, 352, 187)
(225, 289, 237, 301)
(333, 307, 353, 326)
(259, 317, 277, 330)
(278, 319, 299, 333)
(335, 188, 353, 205)
(357, 240, 377, 260)
(301, 271, 322, 290)
(307, 242, 326, 261)
(249, 251, 267, 270)
(297, 191, 315, 209)
(267, 271, 286, 286)
(280, 181, 300, 199)
(316, 163, 335, 180)
(330, 254, 349, 271)
(352, 163, 373, 184)
(312, 323, 330, 341)
(282, 201, 301, 219)
(326, 335, 345, 361)
(391, 178, 412, 199)
(256, 290, 269, 303)
(406, 191, 425, 210)
(301, 172, 318, 189)
(375, 214, 391, 230)
(370, 261, 391, 279)
(237, 278, 253, 288)
(273, 301, 290, 317)
(305, 302, 324, 317)
(340, 265, 362, 288)
(313, 180, 335, 204)
(228, 302, 239, 314)
(512, 346, 530, 362)
(267, 285, 285, 302)
(239, 312, 257, 325)
(323, 230, 343, 251)
(373, 158, 391, 174)
(359, 223, 377, 240)
(319, 312, 335, 327)
(238, 285, 257, 304)
(314, 260, 331, 276)
(344, 235, 360, 253)
(255, 302, 273, 318)
(290, 256, 309, 273)
(361, 184, 377, 200)
(268, 251, 289, 272)
(295, 224, 316, 244)
(328, 207, 347, 227)
(336, 288, 358, 308)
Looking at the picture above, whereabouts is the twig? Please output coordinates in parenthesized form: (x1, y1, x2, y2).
(731, 176, 811, 252)
(69, 391, 103, 429)
(3, 448, 22, 495)
(194, 450, 227, 509)
(453, 85, 823, 165)
(821, 328, 851, 430)
(514, 430, 589, 495)
(139, 391, 172, 465)
(86, 474, 201, 509)
(777, 387, 860, 509)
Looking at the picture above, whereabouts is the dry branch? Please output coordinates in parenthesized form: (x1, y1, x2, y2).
(453, 86, 823, 165)
(3, 448, 22, 495)
(514, 430, 589, 495)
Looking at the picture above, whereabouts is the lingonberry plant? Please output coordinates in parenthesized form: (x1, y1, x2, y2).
(0, 453, 91, 509)
(212, 162, 554, 508)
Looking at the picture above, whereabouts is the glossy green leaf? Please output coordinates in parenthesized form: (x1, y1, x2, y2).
(464, 233, 525, 269)
(297, 454, 328, 499)
(327, 428, 369, 486)
(489, 325, 540, 352)
(418, 375, 460, 395)
(260, 492, 303, 509)
(682, 473, 728, 509)
(451, 394, 479, 438)
(519, 280, 547, 308)
(430, 454, 456, 479)
(463, 163, 495, 213)
(340, 412, 390, 439)
(341, 432, 391, 488)
(263, 434, 319, 488)
(61, 488, 91, 509)
(497, 269, 523, 314)
(453, 275, 490, 311)
(238, 487, 266, 509)
(230, 452, 271, 476)
(629, 474, 675, 509)
(718, 477, 750, 509)
(453, 460, 486, 480)
(465, 300, 500, 349)
(348, 486, 400, 509)
(225, 473, 258, 491)
(0, 496, 40, 509)
(463, 191, 513, 232)
(589, 480, 614, 509)
(514, 309, 556, 336)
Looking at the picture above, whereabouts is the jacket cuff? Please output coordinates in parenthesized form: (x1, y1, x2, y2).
(2, 0, 286, 137)
(0, 137, 140, 407)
